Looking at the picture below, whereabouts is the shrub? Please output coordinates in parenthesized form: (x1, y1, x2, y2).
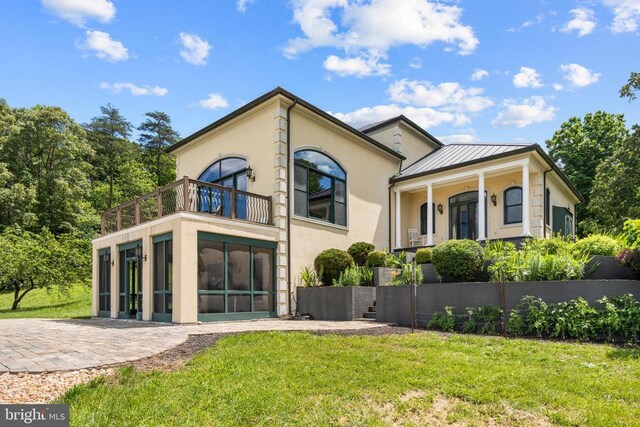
(390, 262, 424, 285)
(488, 249, 589, 282)
(299, 265, 322, 287)
(617, 248, 640, 273)
(505, 309, 525, 337)
(360, 266, 374, 286)
(333, 266, 361, 287)
(366, 250, 387, 268)
(347, 242, 375, 266)
(522, 236, 572, 255)
(414, 248, 433, 264)
(597, 294, 640, 343)
(484, 240, 516, 261)
(461, 308, 477, 333)
(385, 251, 406, 268)
(431, 240, 485, 282)
(572, 235, 621, 256)
(622, 219, 640, 249)
(314, 249, 354, 286)
(427, 306, 456, 332)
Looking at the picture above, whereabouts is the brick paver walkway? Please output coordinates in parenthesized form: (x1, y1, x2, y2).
(0, 318, 383, 372)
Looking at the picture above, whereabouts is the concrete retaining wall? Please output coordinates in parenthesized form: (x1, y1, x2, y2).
(296, 286, 375, 321)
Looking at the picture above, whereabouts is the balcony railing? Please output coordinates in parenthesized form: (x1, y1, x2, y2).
(100, 176, 273, 235)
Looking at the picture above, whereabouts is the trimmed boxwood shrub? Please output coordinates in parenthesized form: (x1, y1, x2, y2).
(314, 249, 355, 286)
(366, 250, 387, 268)
(432, 239, 485, 282)
(348, 242, 375, 266)
(572, 235, 621, 256)
(414, 248, 433, 264)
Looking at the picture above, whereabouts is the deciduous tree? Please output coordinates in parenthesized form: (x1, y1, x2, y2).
(620, 72, 640, 102)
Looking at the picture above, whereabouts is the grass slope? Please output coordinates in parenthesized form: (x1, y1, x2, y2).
(0, 285, 91, 319)
(61, 331, 640, 426)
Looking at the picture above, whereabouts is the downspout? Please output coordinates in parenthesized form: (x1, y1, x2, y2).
(543, 168, 552, 238)
(286, 99, 297, 316)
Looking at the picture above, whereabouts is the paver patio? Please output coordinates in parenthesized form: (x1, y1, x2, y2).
(0, 318, 384, 372)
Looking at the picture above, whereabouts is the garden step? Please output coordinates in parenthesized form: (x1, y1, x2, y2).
(363, 312, 377, 319)
(367, 306, 376, 313)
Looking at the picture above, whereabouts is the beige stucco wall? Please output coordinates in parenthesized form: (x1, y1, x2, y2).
(365, 122, 438, 165)
(289, 106, 400, 287)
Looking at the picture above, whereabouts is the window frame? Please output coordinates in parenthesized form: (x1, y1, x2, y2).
(503, 186, 523, 225)
(545, 188, 551, 226)
(293, 150, 347, 227)
(419, 202, 436, 235)
(97, 248, 111, 317)
(152, 233, 173, 322)
(198, 157, 248, 189)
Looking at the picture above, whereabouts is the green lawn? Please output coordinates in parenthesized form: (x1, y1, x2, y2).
(61, 331, 640, 426)
(0, 285, 92, 319)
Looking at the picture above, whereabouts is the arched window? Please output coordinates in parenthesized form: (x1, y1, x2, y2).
(197, 157, 248, 219)
(198, 157, 248, 190)
(419, 203, 435, 235)
(294, 150, 347, 226)
(504, 186, 523, 224)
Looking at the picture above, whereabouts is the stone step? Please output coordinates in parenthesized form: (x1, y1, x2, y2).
(363, 312, 377, 319)
(367, 306, 376, 313)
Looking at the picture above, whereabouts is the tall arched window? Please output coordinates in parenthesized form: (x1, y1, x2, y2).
(198, 157, 248, 190)
(197, 157, 248, 219)
(294, 150, 347, 226)
(504, 186, 523, 224)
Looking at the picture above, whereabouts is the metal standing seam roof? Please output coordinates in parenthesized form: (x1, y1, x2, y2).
(394, 143, 535, 180)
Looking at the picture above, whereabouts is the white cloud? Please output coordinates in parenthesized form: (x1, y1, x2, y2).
(100, 82, 168, 97)
(553, 83, 564, 91)
(513, 66, 543, 88)
(388, 79, 493, 113)
(603, 0, 640, 33)
(179, 32, 211, 66)
(237, 0, 255, 13)
(283, 0, 479, 77)
(323, 54, 390, 77)
(559, 63, 601, 87)
(198, 93, 229, 109)
(561, 8, 597, 37)
(492, 96, 557, 128)
(41, 0, 115, 27)
(507, 12, 550, 32)
(471, 69, 489, 81)
(333, 104, 469, 129)
(409, 57, 423, 69)
(83, 30, 129, 62)
(437, 133, 479, 143)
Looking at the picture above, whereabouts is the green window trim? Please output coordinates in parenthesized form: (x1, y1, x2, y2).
(153, 232, 173, 243)
(97, 248, 111, 317)
(152, 234, 173, 322)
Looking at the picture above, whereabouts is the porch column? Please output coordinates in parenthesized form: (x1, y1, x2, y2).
(426, 184, 433, 246)
(478, 172, 486, 241)
(395, 190, 401, 248)
(522, 161, 531, 236)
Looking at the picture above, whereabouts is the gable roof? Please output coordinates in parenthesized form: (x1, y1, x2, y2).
(391, 142, 584, 202)
(167, 87, 405, 160)
(359, 115, 444, 147)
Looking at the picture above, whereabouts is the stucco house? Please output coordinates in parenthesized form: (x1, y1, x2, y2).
(92, 87, 583, 323)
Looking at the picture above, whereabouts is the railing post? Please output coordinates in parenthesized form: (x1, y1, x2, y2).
(156, 189, 163, 217)
(116, 208, 122, 231)
(267, 196, 273, 225)
(100, 215, 106, 235)
(135, 197, 141, 225)
(230, 188, 237, 219)
(182, 176, 190, 212)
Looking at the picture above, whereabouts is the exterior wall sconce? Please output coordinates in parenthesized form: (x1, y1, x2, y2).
(491, 193, 497, 206)
(246, 166, 255, 182)
(437, 203, 443, 214)
(134, 246, 147, 262)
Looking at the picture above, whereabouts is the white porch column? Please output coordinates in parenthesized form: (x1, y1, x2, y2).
(477, 172, 486, 241)
(522, 161, 531, 236)
(426, 184, 433, 246)
(395, 190, 401, 248)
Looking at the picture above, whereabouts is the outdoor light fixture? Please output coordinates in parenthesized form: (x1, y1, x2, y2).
(246, 166, 255, 182)
(437, 203, 443, 214)
(491, 193, 497, 206)
(134, 245, 147, 261)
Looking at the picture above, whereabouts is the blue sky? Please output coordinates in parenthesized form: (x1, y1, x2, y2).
(0, 0, 638, 146)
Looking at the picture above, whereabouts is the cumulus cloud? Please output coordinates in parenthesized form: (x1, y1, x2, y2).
(388, 79, 493, 113)
(561, 8, 597, 37)
(559, 63, 601, 88)
(492, 96, 557, 128)
(283, 0, 478, 77)
(471, 69, 489, 81)
(333, 105, 469, 129)
(100, 82, 168, 97)
(323, 54, 390, 77)
(603, 0, 640, 33)
(179, 32, 212, 65)
(198, 93, 229, 109)
(513, 67, 543, 88)
(437, 133, 479, 143)
(237, 0, 255, 13)
(82, 30, 129, 62)
(41, 0, 115, 27)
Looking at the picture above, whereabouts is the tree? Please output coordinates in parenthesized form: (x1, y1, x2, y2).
(138, 111, 178, 186)
(620, 72, 640, 102)
(589, 126, 640, 231)
(545, 111, 628, 233)
(0, 227, 91, 310)
(1, 105, 96, 234)
(85, 104, 133, 208)
(0, 164, 36, 229)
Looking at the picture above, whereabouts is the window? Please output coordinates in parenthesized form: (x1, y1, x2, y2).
(294, 150, 346, 226)
(198, 157, 248, 219)
(419, 203, 436, 235)
(545, 188, 551, 226)
(504, 186, 523, 224)
(98, 249, 111, 316)
(198, 157, 248, 189)
(552, 206, 574, 237)
(152, 234, 173, 322)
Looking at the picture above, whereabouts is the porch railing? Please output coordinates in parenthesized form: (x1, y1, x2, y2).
(100, 176, 273, 235)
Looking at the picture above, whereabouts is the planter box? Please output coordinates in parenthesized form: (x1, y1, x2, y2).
(296, 286, 376, 321)
(420, 264, 439, 283)
(586, 256, 636, 280)
(376, 285, 413, 326)
(373, 267, 401, 286)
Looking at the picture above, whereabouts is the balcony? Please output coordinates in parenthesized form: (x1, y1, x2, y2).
(100, 176, 273, 235)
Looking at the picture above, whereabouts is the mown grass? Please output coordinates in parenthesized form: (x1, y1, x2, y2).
(61, 331, 640, 426)
(0, 285, 91, 319)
